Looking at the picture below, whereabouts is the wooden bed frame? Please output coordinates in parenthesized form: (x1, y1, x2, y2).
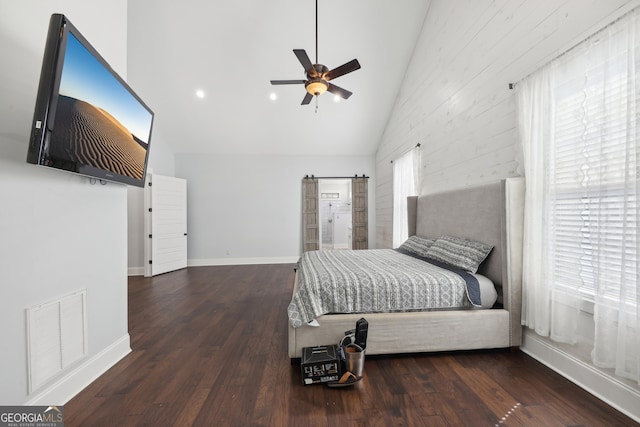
(288, 178, 525, 358)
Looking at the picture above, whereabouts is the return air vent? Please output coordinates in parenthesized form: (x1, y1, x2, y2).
(26, 290, 87, 393)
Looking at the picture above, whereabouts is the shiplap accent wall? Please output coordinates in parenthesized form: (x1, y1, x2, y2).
(375, 0, 640, 249)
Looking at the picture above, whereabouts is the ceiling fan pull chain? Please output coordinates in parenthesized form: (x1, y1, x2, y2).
(315, 96, 319, 113)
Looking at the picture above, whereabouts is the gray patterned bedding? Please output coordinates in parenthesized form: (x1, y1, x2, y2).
(287, 249, 482, 328)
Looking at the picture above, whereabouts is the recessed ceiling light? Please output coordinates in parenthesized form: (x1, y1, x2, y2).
(195, 89, 205, 99)
(334, 95, 340, 102)
(270, 93, 277, 101)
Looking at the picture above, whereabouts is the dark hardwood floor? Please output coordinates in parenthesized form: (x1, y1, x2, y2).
(65, 265, 638, 426)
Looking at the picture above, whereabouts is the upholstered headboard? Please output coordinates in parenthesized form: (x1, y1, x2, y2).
(407, 178, 525, 342)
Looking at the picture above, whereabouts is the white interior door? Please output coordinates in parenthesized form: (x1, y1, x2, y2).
(144, 173, 187, 276)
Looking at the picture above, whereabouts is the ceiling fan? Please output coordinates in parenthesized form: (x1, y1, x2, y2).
(270, 0, 361, 106)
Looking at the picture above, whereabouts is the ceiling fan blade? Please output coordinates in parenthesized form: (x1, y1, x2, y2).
(270, 80, 306, 85)
(325, 59, 361, 81)
(327, 83, 353, 99)
(301, 92, 314, 105)
(293, 49, 315, 75)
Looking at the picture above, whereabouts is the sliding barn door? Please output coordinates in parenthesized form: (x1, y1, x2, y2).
(144, 173, 188, 276)
(351, 177, 368, 249)
(302, 178, 319, 252)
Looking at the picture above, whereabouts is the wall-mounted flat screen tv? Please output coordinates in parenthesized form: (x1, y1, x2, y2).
(27, 13, 154, 187)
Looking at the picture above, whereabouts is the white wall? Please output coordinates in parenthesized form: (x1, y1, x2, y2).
(0, 1, 131, 404)
(125, 0, 178, 274)
(175, 154, 375, 265)
(374, 0, 640, 420)
(126, 115, 177, 275)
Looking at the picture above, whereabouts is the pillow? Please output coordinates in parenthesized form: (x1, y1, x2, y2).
(424, 235, 493, 273)
(397, 235, 436, 257)
(475, 274, 498, 309)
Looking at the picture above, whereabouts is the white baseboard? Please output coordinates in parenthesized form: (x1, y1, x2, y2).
(128, 257, 299, 273)
(521, 330, 640, 423)
(128, 266, 144, 276)
(188, 256, 299, 266)
(25, 334, 131, 406)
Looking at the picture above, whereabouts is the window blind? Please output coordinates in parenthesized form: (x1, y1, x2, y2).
(547, 27, 638, 306)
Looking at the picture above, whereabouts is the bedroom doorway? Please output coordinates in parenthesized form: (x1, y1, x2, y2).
(301, 176, 368, 252)
(318, 179, 352, 250)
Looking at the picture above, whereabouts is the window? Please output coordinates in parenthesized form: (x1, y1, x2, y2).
(392, 147, 420, 248)
(549, 37, 638, 307)
(516, 7, 639, 384)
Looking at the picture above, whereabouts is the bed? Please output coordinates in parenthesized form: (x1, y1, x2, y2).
(288, 177, 524, 358)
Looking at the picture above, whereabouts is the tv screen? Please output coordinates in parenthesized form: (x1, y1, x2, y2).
(27, 14, 154, 187)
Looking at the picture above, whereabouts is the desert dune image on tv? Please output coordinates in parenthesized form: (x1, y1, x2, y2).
(49, 32, 153, 180)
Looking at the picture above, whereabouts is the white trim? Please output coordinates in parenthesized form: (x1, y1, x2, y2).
(130, 256, 299, 274)
(521, 329, 640, 423)
(188, 256, 299, 267)
(25, 334, 131, 406)
(128, 266, 144, 276)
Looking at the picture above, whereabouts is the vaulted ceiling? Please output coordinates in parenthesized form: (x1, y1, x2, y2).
(127, 0, 431, 157)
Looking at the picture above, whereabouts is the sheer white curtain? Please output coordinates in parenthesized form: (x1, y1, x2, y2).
(516, 8, 639, 384)
(392, 147, 420, 248)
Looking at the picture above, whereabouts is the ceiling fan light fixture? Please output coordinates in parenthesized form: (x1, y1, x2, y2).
(305, 78, 328, 96)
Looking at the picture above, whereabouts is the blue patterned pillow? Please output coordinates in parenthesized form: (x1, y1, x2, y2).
(425, 235, 493, 273)
(397, 235, 436, 257)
